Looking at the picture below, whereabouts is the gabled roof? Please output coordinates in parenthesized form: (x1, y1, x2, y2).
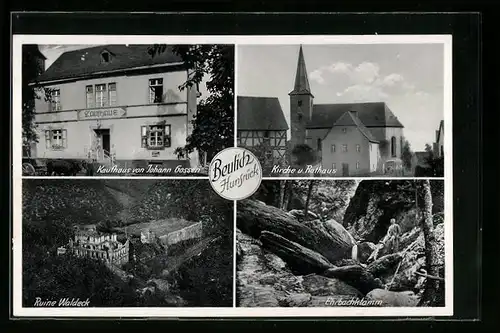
(323, 111, 379, 143)
(36, 45, 183, 83)
(237, 96, 289, 131)
(307, 102, 404, 129)
(289, 45, 313, 96)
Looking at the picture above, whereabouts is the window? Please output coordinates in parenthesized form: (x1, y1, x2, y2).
(342, 144, 348, 152)
(331, 144, 336, 153)
(298, 100, 302, 106)
(86, 86, 94, 108)
(342, 128, 347, 133)
(391, 136, 397, 157)
(108, 83, 117, 106)
(149, 78, 163, 103)
(356, 161, 360, 169)
(356, 144, 361, 152)
(95, 84, 108, 107)
(317, 138, 322, 151)
(332, 163, 336, 170)
(141, 124, 171, 149)
(50, 89, 61, 111)
(45, 129, 67, 149)
(101, 51, 110, 63)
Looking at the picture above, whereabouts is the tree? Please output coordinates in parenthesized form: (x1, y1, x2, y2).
(291, 144, 318, 167)
(418, 179, 441, 306)
(22, 45, 52, 145)
(148, 45, 234, 162)
(401, 140, 413, 170)
(303, 180, 316, 218)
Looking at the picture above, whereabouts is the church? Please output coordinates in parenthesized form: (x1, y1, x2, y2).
(238, 45, 405, 176)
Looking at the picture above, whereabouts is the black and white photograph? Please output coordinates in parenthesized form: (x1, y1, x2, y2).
(20, 179, 233, 307)
(236, 179, 447, 308)
(237, 43, 448, 177)
(21, 42, 234, 177)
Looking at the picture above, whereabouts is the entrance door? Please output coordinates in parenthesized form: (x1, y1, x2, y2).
(93, 129, 111, 160)
(342, 163, 349, 176)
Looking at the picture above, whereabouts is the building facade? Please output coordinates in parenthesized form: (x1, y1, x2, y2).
(237, 96, 288, 161)
(67, 225, 129, 266)
(30, 45, 200, 170)
(433, 120, 444, 158)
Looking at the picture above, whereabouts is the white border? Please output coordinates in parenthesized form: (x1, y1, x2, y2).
(12, 34, 453, 318)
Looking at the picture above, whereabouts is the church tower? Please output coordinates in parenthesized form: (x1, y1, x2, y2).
(289, 45, 314, 149)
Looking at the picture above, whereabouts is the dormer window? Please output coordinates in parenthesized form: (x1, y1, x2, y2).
(101, 50, 111, 63)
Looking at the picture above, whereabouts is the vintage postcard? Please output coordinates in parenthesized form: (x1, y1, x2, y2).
(13, 34, 453, 318)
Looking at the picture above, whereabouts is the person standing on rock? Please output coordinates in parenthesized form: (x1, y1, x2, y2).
(368, 218, 402, 262)
(320, 202, 328, 221)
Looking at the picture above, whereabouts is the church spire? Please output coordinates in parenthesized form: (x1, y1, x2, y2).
(289, 45, 313, 96)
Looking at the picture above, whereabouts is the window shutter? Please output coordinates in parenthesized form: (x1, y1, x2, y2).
(141, 126, 147, 148)
(45, 130, 50, 148)
(164, 125, 171, 147)
(62, 129, 67, 148)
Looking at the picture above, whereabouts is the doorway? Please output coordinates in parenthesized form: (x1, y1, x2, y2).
(342, 163, 349, 176)
(93, 129, 111, 159)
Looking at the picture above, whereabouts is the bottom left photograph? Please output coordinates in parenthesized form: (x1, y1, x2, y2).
(20, 179, 234, 307)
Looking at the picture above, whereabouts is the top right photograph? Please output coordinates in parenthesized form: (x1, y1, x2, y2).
(236, 42, 448, 178)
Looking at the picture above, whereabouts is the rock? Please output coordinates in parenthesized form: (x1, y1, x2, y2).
(365, 289, 420, 307)
(323, 265, 383, 295)
(367, 253, 403, 277)
(238, 285, 280, 307)
(264, 253, 288, 271)
(357, 242, 377, 263)
(278, 293, 312, 307)
(237, 199, 354, 263)
(163, 294, 188, 307)
(260, 231, 335, 274)
(301, 274, 363, 297)
(334, 258, 360, 267)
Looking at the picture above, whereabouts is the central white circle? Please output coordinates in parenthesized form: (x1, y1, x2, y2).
(208, 147, 262, 200)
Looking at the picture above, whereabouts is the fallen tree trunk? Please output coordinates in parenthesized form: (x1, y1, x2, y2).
(260, 231, 335, 274)
(323, 265, 383, 295)
(238, 199, 354, 263)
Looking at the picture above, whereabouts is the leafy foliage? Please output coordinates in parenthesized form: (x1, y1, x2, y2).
(291, 144, 318, 166)
(401, 140, 413, 170)
(148, 45, 234, 161)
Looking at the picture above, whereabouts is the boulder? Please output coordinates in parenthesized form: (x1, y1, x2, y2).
(278, 293, 312, 307)
(301, 274, 362, 297)
(323, 265, 383, 295)
(288, 209, 319, 221)
(365, 289, 420, 307)
(357, 241, 377, 263)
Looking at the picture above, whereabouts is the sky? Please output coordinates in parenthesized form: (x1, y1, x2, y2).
(38, 45, 209, 98)
(237, 44, 445, 152)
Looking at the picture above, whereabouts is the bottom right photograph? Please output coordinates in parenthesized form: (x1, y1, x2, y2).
(236, 179, 446, 308)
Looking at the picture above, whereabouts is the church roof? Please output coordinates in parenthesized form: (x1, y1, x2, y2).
(289, 45, 313, 96)
(307, 102, 404, 129)
(237, 96, 289, 131)
(36, 45, 183, 84)
(326, 111, 379, 143)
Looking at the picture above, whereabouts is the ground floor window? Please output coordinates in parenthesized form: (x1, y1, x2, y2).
(45, 129, 67, 150)
(141, 124, 171, 149)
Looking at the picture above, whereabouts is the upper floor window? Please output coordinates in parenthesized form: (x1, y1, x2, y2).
(317, 138, 322, 151)
(356, 144, 361, 152)
(342, 144, 348, 152)
(108, 83, 117, 106)
(391, 136, 397, 157)
(95, 84, 107, 107)
(50, 89, 61, 111)
(149, 78, 163, 103)
(86, 86, 94, 108)
(331, 144, 336, 153)
(356, 161, 360, 169)
(45, 129, 67, 150)
(141, 124, 171, 149)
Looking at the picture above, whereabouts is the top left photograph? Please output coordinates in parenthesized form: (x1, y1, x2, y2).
(18, 41, 234, 177)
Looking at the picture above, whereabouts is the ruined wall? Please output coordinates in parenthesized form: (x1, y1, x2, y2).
(160, 222, 203, 247)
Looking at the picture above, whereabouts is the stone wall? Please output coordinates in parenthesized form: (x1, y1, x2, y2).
(160, 222, 203, 247)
